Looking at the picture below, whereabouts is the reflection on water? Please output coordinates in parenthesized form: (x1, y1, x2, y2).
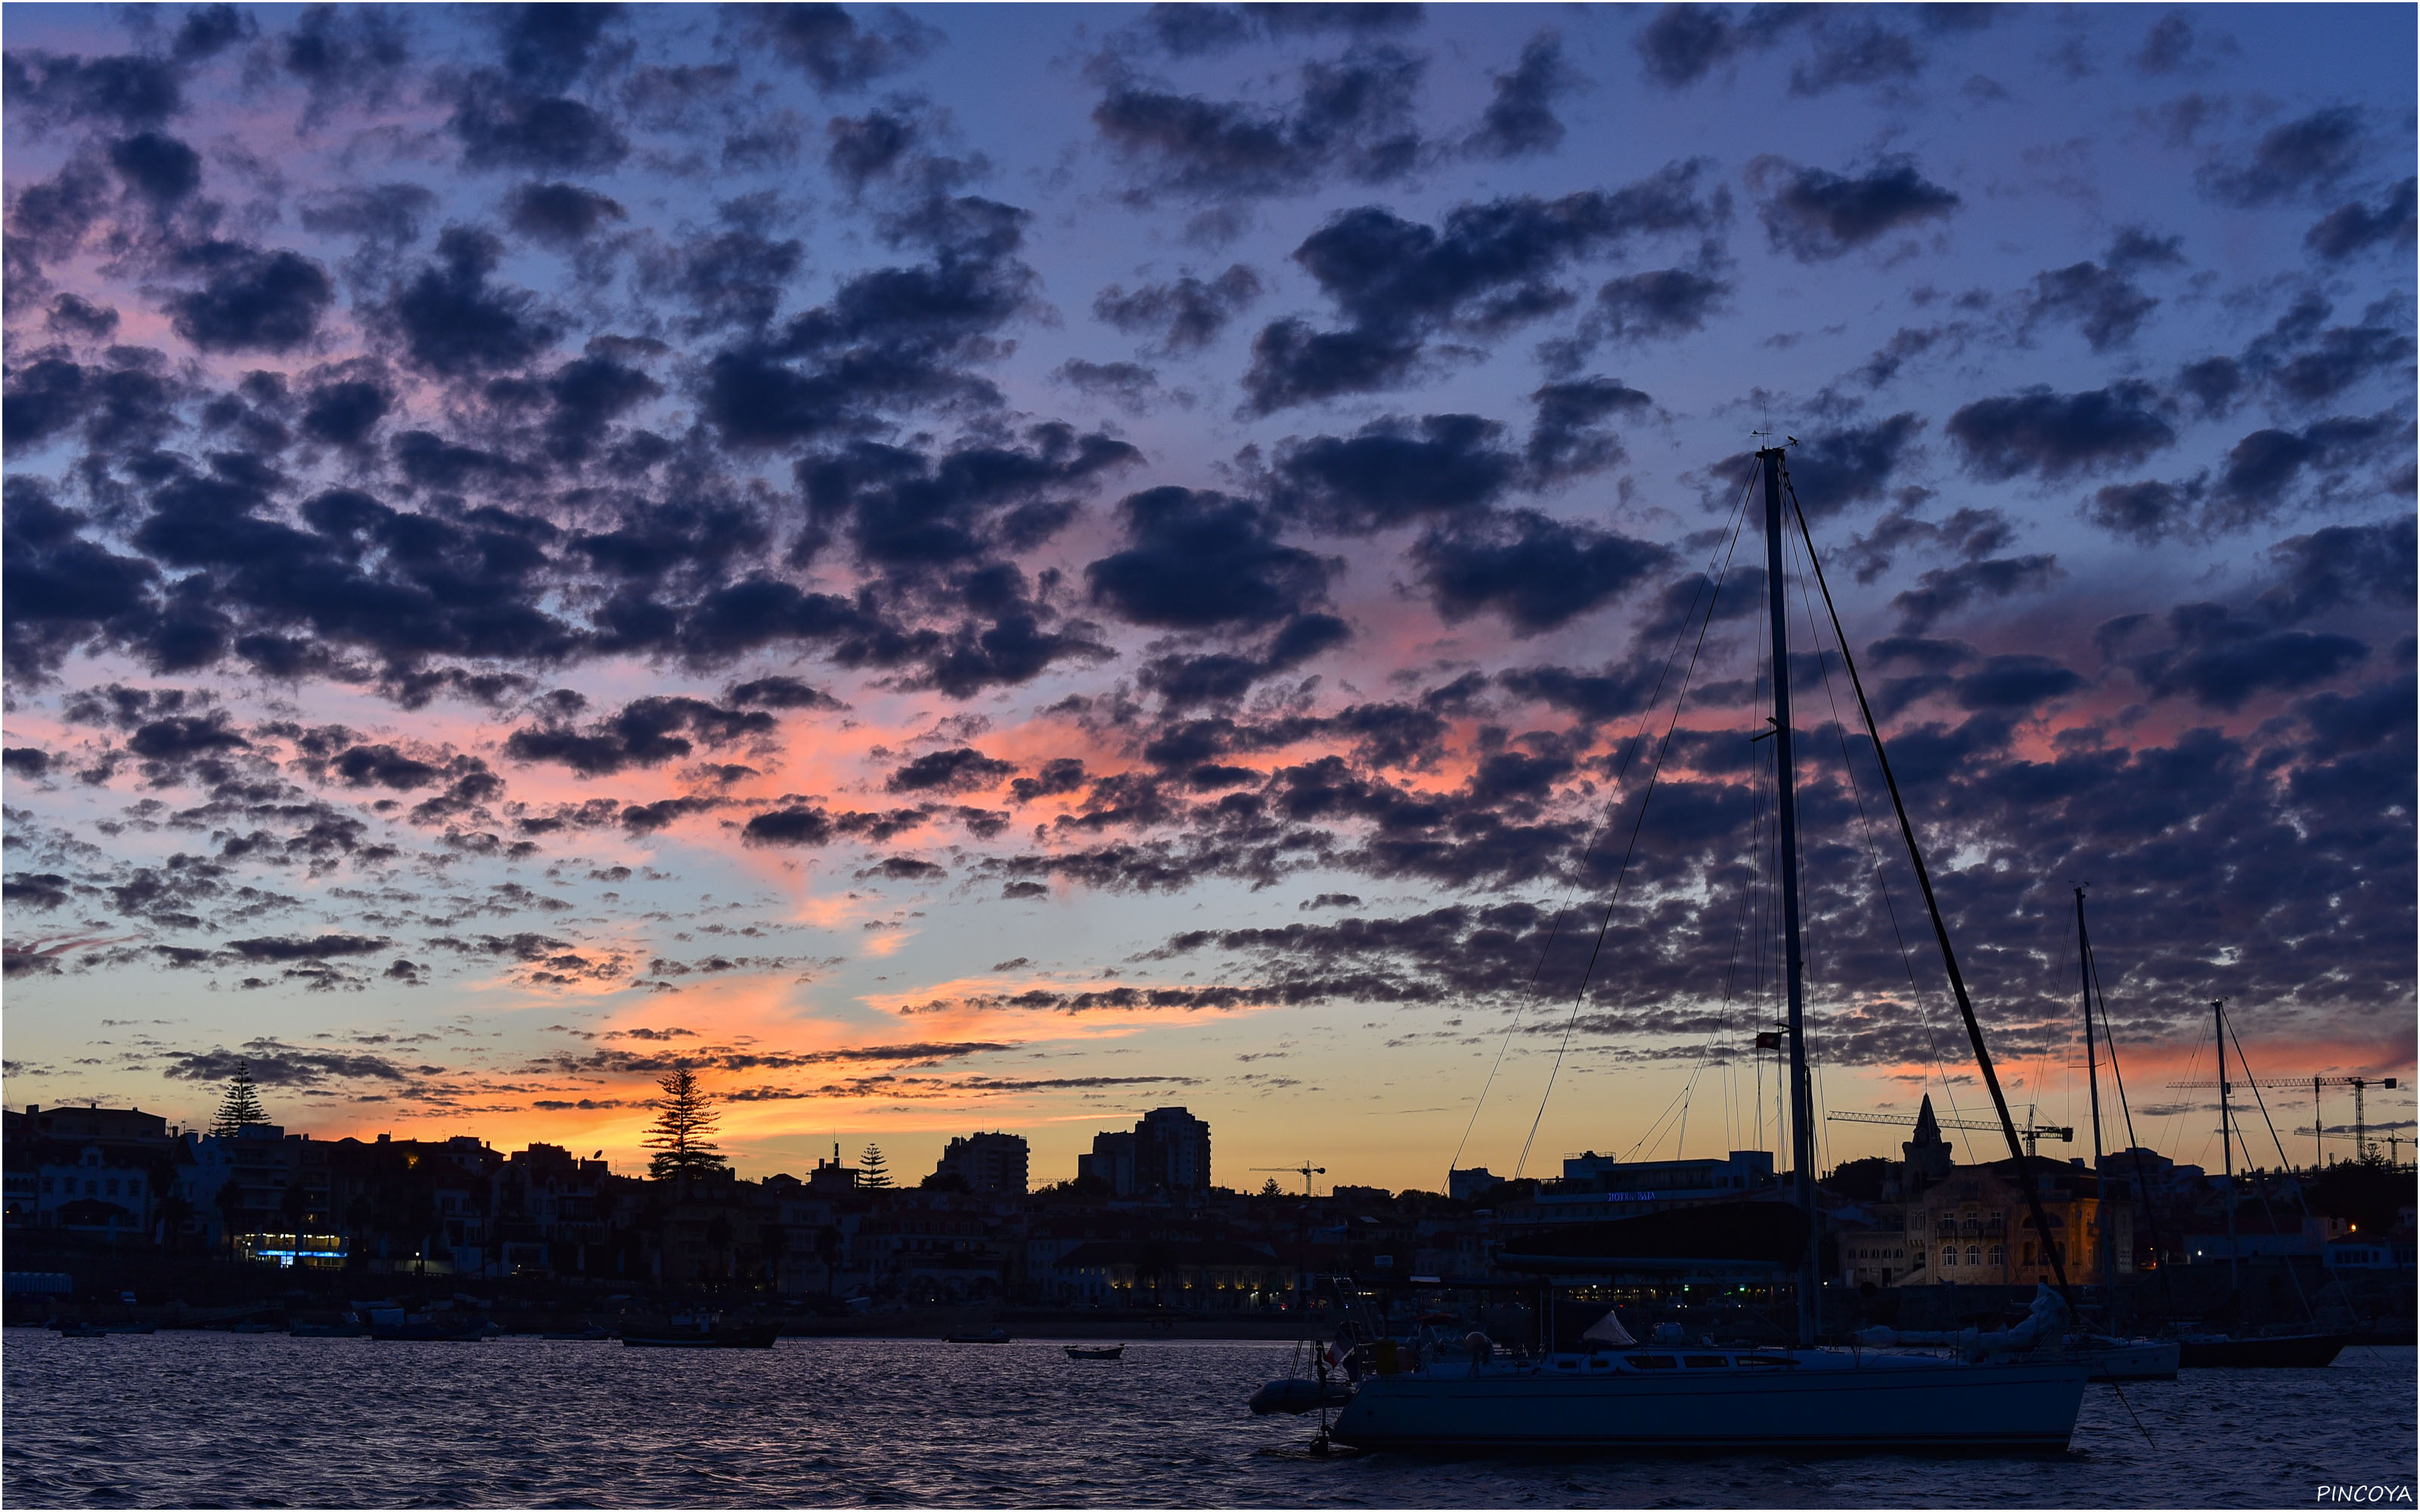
(4, 1331, 2411, 1507)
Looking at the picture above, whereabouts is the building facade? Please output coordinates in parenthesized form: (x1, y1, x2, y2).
(935, 1132, 1029, 1194)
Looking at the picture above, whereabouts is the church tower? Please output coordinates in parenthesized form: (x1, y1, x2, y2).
(1902, 1093, 1953, 1188)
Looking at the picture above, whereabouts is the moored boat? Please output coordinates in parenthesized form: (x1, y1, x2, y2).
(1330, 1348, 2086, 1451)
(368, 1306, 488, 1341)
(2071, 1334, 2180, 1380)
(2175, 1331, 2352, 1368)
(1064, 1343, 1124, 1359)
(945, 1328, 1012, 1343)
(1320, 445, 2091, 1453)
(619, 1314, 779, 1348)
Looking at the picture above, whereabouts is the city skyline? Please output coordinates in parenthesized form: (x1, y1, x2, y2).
(3, 3, 2413, 1193)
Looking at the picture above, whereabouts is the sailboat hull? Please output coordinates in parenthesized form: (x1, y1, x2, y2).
(1329, 1354, 2087, 1452)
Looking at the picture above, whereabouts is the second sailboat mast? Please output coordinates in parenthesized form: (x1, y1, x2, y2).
(1761, 446, 1817, 1346)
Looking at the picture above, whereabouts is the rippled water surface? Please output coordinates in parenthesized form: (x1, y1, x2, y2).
(5, 1331, 2412, 1507)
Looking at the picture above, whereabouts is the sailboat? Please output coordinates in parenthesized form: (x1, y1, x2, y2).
(2169, 997, 2353, 1368)
(1328, 445, 2089, 1452)
(2059, 889, 2180, 1382)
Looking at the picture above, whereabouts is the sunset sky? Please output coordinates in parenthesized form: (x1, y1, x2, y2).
(5, 2, 2412, 1192)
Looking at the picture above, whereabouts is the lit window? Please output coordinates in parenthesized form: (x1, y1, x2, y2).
(1988, 1245, 2004, 1266)
(1941, 1247, 1956, 1269)
(1965, 1246, 1981, 1266)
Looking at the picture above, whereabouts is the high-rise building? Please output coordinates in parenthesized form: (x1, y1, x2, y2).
(934, 1131, 1028, 1194)
(1077, 1108, 1211, 1195)
(1138, 1106, 1211, 1193)
(1077, 1130, 1137, 1194)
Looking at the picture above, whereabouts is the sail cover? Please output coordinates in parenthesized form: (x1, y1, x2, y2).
(1581, 1310, 1637, 1346)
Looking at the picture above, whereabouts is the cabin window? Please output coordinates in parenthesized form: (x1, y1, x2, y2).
(1587, 1356, 1614, 1371)
(1683, 1356, 1728, 1369)
(1554, 1358, 1579, 1370)
(1734, 1354, 1789, 1366)
(1624, 1355, 1678, 1370)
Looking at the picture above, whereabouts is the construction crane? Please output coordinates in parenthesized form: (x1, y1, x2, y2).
(1826, 1109, 2074, 1158)
(1252, 1162, 1325, 1195)
(2163, 1073, 2400, 1167)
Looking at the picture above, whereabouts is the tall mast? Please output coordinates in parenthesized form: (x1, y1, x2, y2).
(2077, 888, 2107, 1290)
(2216, 998, 2238, 1299)
(1761, 446, 1817, 1348)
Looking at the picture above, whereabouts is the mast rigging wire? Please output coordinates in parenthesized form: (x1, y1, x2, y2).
(1512, 485, 1758, 1179)
(1442, 462, 1761, 1189)
(1779, 462, 2075, 1300)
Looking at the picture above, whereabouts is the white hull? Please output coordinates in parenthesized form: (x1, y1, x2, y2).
(1329, 1351, 2087, 1452)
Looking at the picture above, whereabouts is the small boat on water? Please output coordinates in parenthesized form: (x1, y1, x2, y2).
(945, 1328, 1012, 1343)
(2071, 1335, 2179, 1380)
(2175, 1331, 2352, 1368)
(368, 1307, 488, 1342)
(620, 1314, 780, 1349)
(1064, 1343, 1124, 1359)
(54, 1321, 109, 1338)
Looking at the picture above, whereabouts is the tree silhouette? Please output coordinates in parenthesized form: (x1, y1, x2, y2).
(859, 1143, 891, 1188)
(209, 1061, 268, 1139)
(214, 1179, 248, 1256)
(814, 1224, 842, 1294)
(644, 1064, 729, 1182)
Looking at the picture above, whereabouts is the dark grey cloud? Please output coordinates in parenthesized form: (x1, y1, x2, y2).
(1526, 377, 1652, 482)
(1092, 44, 1428, 203)
(162, 1041, 413, 1083)
(2, 50, 181, 131)
(1242, 162, 1727, 412)
(1947, 382, 2176, 481)
(107, 131, 202, 203)
(1093, 265, 1262, 352)
(700, 195, 1038, 448)
(1631, 3, 1811, 88)
(2021, 260, 2158, 352)
(280, 5, 412, 126)
(383, 227, 559, 376)
(2306, 178, 2417, 262)
(2200, 106, 2366, 206)
(1789, 21, 1924, 95)
(1268, 413, 1519, 533)
(1138, 3, 1425, 58)
(1466, 33, 1577, 160)
(750, 4, 938, 92)
(1086, 488, 1333, 630)
(2128, 603, 2369, 711)
(1752, 156, 1960, 262)
(886, 746, 1013, 794)
(168, 244, 334, 355)
(504, 696, 774, 776)
(1891, 553, 2063, 632)
(1414, 510, 1674, 636)
(447, 71, 627, 173)
(507, 181, 628, 246)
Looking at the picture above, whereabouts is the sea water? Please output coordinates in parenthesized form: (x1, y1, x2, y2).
(4, 1331, 2411, 1507)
